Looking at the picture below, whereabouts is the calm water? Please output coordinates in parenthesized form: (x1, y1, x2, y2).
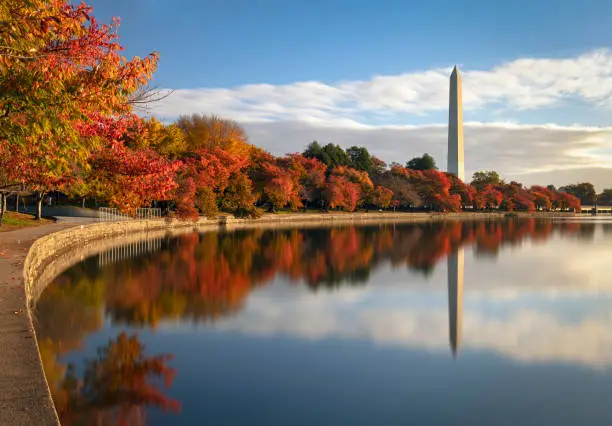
(34, 219, 612, 426)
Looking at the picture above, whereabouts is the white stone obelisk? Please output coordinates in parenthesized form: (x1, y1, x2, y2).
(448, 66, 465, 181)
(447, 248, 464, 357)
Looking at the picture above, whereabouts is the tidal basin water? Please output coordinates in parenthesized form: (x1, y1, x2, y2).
(34, 218, 612, 426)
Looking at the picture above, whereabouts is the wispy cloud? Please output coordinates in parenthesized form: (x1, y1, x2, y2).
(157, 233, 612, 368)
(151, 49, 612, 124)
(149, 49, 612, 186)
(211, 285, 612, 369)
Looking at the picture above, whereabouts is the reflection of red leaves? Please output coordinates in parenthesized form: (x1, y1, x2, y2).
(99, 219, 584, 326)
(56, 332, 180, 426)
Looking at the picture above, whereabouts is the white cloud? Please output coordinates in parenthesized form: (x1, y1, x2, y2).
(209, 282, 612, 369)
(151, 49, 612, 122)
(155, 230, 612, 368)
(148, 48, 612, 186)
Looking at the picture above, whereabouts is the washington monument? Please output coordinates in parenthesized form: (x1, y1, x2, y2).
(447, 67, 465, 357)
(448, 66, 465, 181)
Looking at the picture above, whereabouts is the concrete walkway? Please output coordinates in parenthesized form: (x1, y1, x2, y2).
(0, 218, 95, 426)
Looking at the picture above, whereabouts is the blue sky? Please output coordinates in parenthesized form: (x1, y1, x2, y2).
(89, 0, 612, 87)
(85, 0, 612, 188)
(88, 0, 612, 89)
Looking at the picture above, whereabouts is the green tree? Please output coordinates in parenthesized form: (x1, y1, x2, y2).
(406, 153, 437, 171)
(559, 182, 597, 205)
(346, 146, 373, 172)
(471, 171, 502, 188)
(303, 141, 347, 168)
(598, 188, 612, 205)
(303, 141, 323, 161)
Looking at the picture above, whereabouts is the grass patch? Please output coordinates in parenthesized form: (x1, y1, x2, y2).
(0, 211, 53, 231)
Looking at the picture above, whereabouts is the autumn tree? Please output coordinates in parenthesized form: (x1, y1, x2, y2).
(176, 114, 253, 159)
(369, 156, 387, 176)
(0, 150, 22, 225)
(249, 151, 302, 212)
(324, 166, 376, 211)
(409, 169, 461, 212)
(529, 185, 554, 211)
(499, 181, 535, 212)
(81, 115, 179, 215)
(220, 172, 259, 217)
(324, 175, 360, 211)
(175, 147, 249, 219)
(373, 186, 394, 209)
(372, 166, 421, 209)
(282, 154, 327, 209)
(554, 191, 581, 212)
(447, 173, 473, 208)
(1, 0, 159, 219)
(134, 117, 187, 159)
(474, 184, 502, 210)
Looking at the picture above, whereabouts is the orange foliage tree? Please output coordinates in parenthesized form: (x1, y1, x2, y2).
(1, 0, 159, 218)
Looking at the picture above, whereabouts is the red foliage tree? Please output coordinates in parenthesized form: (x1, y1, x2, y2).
(529, 185, 554, 211)
(409, 169, 461, 212)
(281, 154, 327, 209)
(499, 182, 535, 212)
(250, 151, 303, 211)
(2, 0, 159, 218)
(175, 146, 249, 218)
(324, 175, 360, 211)
(81, 115, 179, 215)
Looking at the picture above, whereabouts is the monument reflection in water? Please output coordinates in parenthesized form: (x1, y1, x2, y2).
(34, 219, 612, 426)
(448, 247, 463, 357)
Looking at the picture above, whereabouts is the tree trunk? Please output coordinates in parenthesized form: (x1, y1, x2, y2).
(82, 197, 86, 208)
(35, 191, 45, 221)
(14, 193, 19, 212)
(0, 193, 5, 227)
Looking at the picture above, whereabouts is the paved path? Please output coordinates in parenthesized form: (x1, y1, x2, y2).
(0, 218, 95, 426)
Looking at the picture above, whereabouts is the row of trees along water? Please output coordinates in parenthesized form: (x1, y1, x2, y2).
(0, 0, 592, 225)
(35, 219, 602, 424)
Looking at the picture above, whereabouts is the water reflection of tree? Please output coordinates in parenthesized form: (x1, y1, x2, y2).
(37, 219, 594, 332)
(33, 218, 597, 424)
(34, 271, 106, 407)
(55, 333, 179, 426)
